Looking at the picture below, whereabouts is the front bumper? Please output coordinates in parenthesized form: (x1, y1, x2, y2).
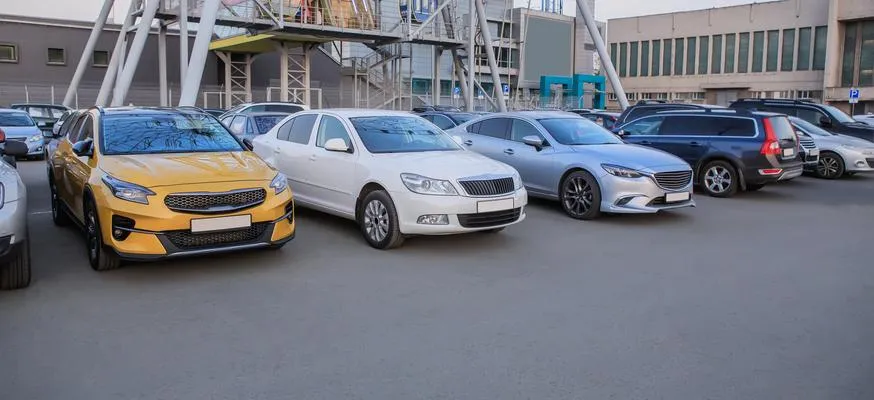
(390, 187, 528, 235)
(800, 148, 820, 169)
(598, 174, 695, 214)
(839, 148, 874, 172)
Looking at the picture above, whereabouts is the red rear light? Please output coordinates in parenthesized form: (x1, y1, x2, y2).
(758, 168, 783, 175)
(760, 118, 781, 155)
(0, 128, 5, 142)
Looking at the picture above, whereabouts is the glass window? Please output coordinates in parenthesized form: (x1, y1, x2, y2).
(101, 113, 243, 155)
(663, 39, 672, 76)
(629, 42, 639, 77)
(0, 112, 35, 127)
(861, 21, 874, 86)
(619, 42, 628, 77)
(510, 119, 544, 142)
(813, 26, 827, 70)
(77, 116, 94, 143)
(641, 41, 650, 77)
(610, 43, 617, 70)
(0, 43, 18, 63)
(411, 78, 431, 95)
(797, 108, 829, 126)
(264, 104, 304, 114)
(712, 35, 723, 74)
(349, 116, 461, 154)
(781, 29, 795, 71)
(58, 112, 79, 137)
(47, 48, 65, 65)
(674, 38, 684, 75)
(819, 104, 855, 124)
(698, 36, 709, 74)
(620, 116, 664, 136)
(92, 50, 109, 67)
(538, 118, 622, 145)
(229, 116, 246, 135)
(449, 113, 478, 125)
(725, 33, 736, 73)
(251, 115, 285, 135)
(738, 32, 750, 73)
(430, 114, 456, 130)
(797, 27, 812, 71)
(791, 117, 835, 137)
(766, 116, 798, 141)
(316, 115, 353, 149)
(477, 118, 510, 139)
(686, 37, 697, 75)
(651, 39, 661, 76)
(752, 31, 765, 72)
(285, 114, 317, 144)
(466, 121, 481, 134)
(841, 22, 858, 87)
(661, 116, 755, 137)
(766, 30, 779, 72)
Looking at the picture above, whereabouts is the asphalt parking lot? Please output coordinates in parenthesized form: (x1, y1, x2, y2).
(2, 160, 873, 400)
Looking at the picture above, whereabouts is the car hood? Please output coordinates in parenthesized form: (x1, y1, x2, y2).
(371, 150, 516, 180)
(100, 151, 277, 188)
(568, 143, 690, 171)
(1, 126, 41, 138)
(815, 134, 874, 148)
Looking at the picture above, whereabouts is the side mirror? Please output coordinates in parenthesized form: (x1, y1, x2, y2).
(72, 139, 93, 157)
(522, 135, 545, 150)
(819, 115, 832, 127)
(324, 138, 351, 153)
(2, 141, 29, 157)
(242, 138, 254, 151)
(615, 129, 626, 137)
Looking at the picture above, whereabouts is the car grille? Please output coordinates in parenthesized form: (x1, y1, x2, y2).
(6, 137, 26, 142)
(165, 223, 269, 250)
(653, 171, 693, 190)
(798, 136, 816, 149)
(164, 188, 266, 214)
(457, 208, 521, 228)
(867, 158, 874, 168)
(458, 177, 514, 196)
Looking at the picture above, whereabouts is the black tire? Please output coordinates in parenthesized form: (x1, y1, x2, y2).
(559, 170, 602, 220)
(745, 183, 766, 192)
(49, 175, 71, 226)
(84, 199, 121, 271)
(358, 190, 404, 250)
(0, 240, 31, 290)
(815, 152, 845, 179)
(700, 160, 739, 198)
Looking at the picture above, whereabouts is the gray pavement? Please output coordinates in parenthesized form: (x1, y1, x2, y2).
(2, 160, 874, 400)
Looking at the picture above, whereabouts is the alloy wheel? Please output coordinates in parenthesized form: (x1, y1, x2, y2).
(50, 181, 59, 219)
(363, 199, 389, 243)
(704, 166, 732, 194)
(563, 176, 594, 217)
(817, 156, 840, 178)
(86, 207, 99, 263)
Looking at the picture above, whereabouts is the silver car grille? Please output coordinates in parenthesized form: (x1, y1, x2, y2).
(798, 136, 816, 149)
(653, 171, 693, 190)
(164, 188, 266, 214)
(458, 177, 514, 196)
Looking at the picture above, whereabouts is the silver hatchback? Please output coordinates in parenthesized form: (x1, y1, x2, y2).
(450, 112, 695, 219)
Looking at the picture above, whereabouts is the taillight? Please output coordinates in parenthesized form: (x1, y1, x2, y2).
(760, 118, 781, 155)
(0, 128, 5, 142)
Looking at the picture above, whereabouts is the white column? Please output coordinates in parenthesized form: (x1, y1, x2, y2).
(95, 0, 135, 106)
(112, 0, 161, 106)
(473, 0, 507, 112)
(279, 43, 290, 102)
(158, 23, 169, 106)
(179, 0, 189, 83)
(178, 0, 222, 106)
(432, 47, 442, 105)
(575, 0, 629, 109)
(64, 0, 115, 107)
(466, 0, 475, 111)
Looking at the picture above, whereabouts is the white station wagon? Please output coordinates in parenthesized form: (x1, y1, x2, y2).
(252, 109, 528, 249)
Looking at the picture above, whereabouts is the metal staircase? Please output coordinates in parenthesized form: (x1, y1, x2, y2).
(348, 43, 412, 109)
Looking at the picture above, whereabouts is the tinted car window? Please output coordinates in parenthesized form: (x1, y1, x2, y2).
(478, 118, 510, 139)
(0, 112, 36, 127)
(510, 119, 543, 142)
(430, 115, 456, 130)
(251, 115, 285, 134)
(449, 113, 478, 124)
(766, 116, 798, 141)
(58, 112, 79, 135)
(67, 116, 87, 142)
(621, 116, 664, 136)
(286, 114, 317, 144)
(539, 118, 623, 145)
(350, 116, 461, 153)
(229, 116, 247, 134)
(245, 105, 266, 113)
(316, 115, 353, 149)
(797, 108, 829, 126)
(466, 121, 481, 134)
(101, 113, 243, 155)
(265, 104, 304, 114)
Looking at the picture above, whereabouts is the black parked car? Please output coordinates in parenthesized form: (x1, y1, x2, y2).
(729, 98, 874, 142)
(614, 108, 804, 197)
(615, 100, 725, 126)
(417, 111, 483, 129)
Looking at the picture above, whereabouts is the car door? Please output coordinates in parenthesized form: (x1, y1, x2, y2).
(459, 117, 510, 160)
(618, 115, 665, 149)
(272, 114, 319, 202)
(655, 115, 712, 165)
(495, 118, 556, 194)
(54, 114, 87, 207)
(66, 114, 97, 221)
(306, 114, 359, 216)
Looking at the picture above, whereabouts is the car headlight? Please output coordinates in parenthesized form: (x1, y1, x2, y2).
(511, 172, 523, 190)
(601, 164, 644, 178)
(400, 173, 458, 196)
(0, 183, 4, 210)
(101, 175, 155, 205)
(270, 172, 288, 195)
(28, 134, 42, 143)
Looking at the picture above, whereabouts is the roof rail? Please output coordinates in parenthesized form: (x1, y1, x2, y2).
(733, 98, 815, 104)
(636, 100, 668, 105)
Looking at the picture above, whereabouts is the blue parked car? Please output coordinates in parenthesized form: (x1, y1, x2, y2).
(614, 108, 804, 197)
(220, 112, 291, 142)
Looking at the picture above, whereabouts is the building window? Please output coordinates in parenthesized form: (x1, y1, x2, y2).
(686, 36, 696, 75)
(608, 92, 618, 101)
(630, 42, 639, 77)
(797, 27, 812, 71)
(663, 39, 672, 76)
(412, 78, 432, 95)
(0, 43, 18, 63)
(841, 23, 858, 87)
(651, 39, 661, 76)
(725, 33, 736, 73)
(619, 42, 628, 77)
(738, 32, 750, 73)
(781, 29, 795, 71)
(674, 38, 684, 75)
(698, 36, 709, 74)
(47, 47, 66, 65)
(610, 43, 617, 71)
(842, 21, 874, 87)
(711, 35, 723, 74)
(813, 26, 827, 70)
(766, 30, 779, 72)
(641, 41, 650, 77)
(752, 31, 765, 72)
(92, 50, 110, 67)
(860, 21, 874, 86)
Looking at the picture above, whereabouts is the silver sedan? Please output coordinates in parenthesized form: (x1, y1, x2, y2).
(449, 112, 695, 219)
(790, 116, 874, 179)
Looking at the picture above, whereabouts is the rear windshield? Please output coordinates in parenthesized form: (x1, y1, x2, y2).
(767, 116, 798, 141)
(251, 115, 286, 134)
(0, 112, 36, 127)
(101, 113, 243, 155)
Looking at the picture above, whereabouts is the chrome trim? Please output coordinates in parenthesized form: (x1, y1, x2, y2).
(165, 242, 269, 258)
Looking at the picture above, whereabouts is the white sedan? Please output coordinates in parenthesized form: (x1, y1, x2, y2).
(252, 109, 528, 249)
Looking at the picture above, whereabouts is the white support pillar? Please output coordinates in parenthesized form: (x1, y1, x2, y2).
(96, 0, 137, 106)
(279, 43, 289, 102)
(158, 23, 169, 107)
(473, 0, 507, 112)
(64, 0, 115, 107)
(178, 0, 222, 106)
(432, 48, 442, 105)
(303, 45, 312, 106)
(575, 0, 628, 109)
(179, 0, 189, 83)
(112, 0, 161, 106)
(450, 49, 469, 106)
(466, 0, 475, 111)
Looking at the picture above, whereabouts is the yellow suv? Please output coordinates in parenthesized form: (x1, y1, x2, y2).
(48, 107, 295, 270)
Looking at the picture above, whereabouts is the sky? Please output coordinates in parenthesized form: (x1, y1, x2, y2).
(6, 0, 765, 22)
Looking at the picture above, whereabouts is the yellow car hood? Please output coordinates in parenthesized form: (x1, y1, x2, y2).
(100, 151, 276, 188)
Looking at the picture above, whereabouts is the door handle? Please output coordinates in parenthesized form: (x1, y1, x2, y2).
(689, 141, 702, 147)
(503, 149, 515, 155)
(639, 140, 652, 145)
(309, 154, 317, 161)
(463, 140, 473, 146)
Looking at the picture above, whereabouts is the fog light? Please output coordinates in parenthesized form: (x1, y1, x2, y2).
(111, 215, 135, 241)
(615, 196, 634, 206)
(856, 161, 867, 168)
(285, 200, 295, 223)
(417, 214, 449, 225)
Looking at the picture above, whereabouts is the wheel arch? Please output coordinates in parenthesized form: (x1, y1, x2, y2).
(558, 166, 599, 196)
(355, 181, 389, 221)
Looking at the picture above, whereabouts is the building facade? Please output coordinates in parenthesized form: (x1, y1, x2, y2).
(605, 0, 874, 114)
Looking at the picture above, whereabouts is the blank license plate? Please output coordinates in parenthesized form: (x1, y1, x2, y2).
(190, 215, 251, 233)
(477, 198, 514, 213)
(809, 148, 820, 156)
(665, 192, 691, 203)
(783, 148, 795, 157)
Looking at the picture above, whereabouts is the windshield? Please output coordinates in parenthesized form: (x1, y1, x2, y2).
(28, 107, 66, 119)
(450, 113, 479, 124)
(790, 117, 834, 137)
(820, 104, 855, 123)
(0, 112, 36, 127)
(101, 113, 243, 155)
(349, 116, 462, 153)
(252, 115, 286, 134)
(538, 118, 623, 145)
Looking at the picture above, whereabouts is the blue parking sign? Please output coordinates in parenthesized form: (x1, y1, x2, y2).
(502, 84, 510, 95)
(849, 88, 860, 104)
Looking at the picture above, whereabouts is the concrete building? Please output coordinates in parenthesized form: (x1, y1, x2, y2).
(605, 0, 874, 113)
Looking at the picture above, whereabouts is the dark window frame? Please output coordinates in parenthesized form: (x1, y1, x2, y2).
(47, 47, 66, 66)
(0, 43, 19, 63)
